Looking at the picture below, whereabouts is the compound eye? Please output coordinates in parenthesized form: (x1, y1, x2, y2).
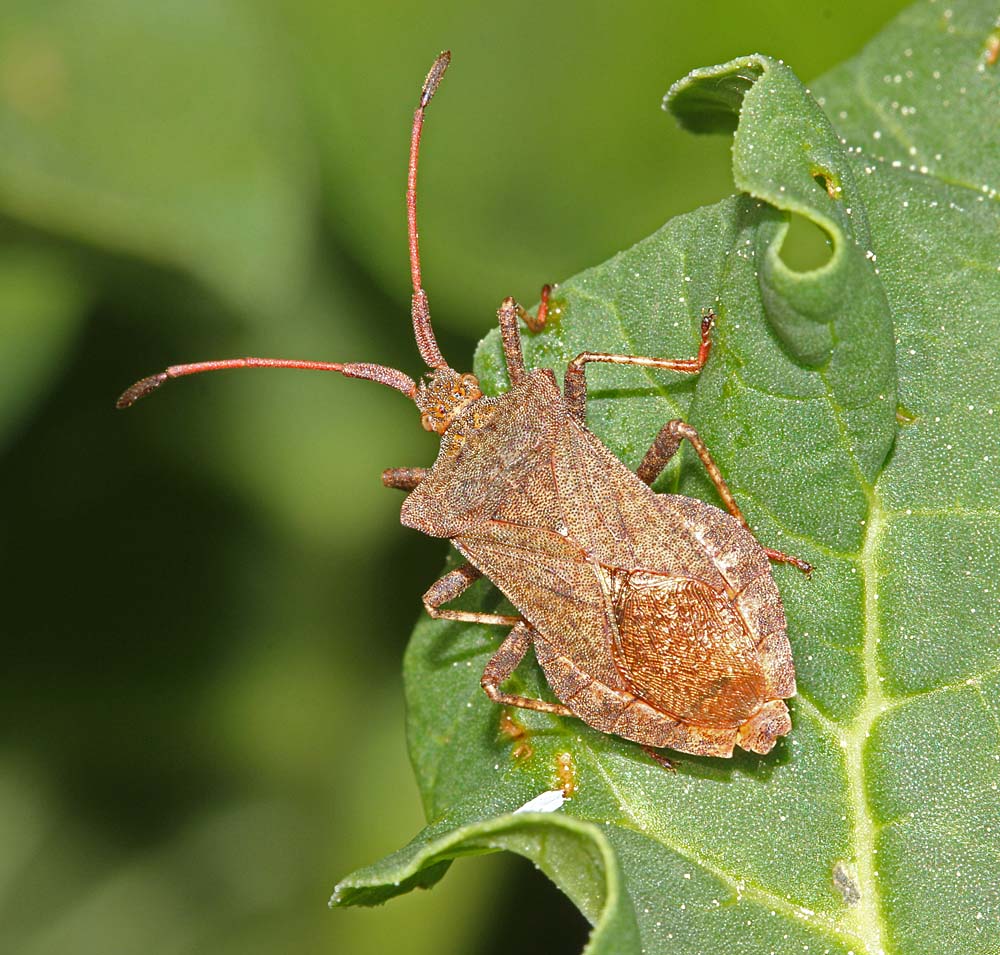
(460, 374, 482, 398)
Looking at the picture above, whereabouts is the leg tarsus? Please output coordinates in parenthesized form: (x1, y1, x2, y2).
(764, 547, 813, 575)
(517, 284, 551, 333)
(481, 622, 573, 717)
(641, 745, 677, 772)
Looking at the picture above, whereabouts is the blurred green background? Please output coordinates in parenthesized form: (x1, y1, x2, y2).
(0, 2, 911, 952)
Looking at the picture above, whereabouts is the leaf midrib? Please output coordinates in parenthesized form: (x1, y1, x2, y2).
(842, 489, 890, 955)
(585, 748, 869, 953)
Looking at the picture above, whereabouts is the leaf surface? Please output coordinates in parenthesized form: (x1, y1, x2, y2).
(333, 3, 1000, 952)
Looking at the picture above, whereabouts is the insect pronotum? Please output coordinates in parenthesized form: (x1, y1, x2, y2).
(119, 52, 810, 763)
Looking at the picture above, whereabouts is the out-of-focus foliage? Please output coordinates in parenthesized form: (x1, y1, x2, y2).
(0, 2, 917, 953)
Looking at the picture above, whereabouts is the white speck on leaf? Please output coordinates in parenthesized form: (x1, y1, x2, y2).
(513, 790, 566, 814)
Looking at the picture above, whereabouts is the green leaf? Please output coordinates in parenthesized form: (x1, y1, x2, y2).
(332, 803, 640, 955)
(333, 2, 1000, 952)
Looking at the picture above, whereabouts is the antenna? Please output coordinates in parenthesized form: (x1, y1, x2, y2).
(116, 358, 416, 409)
(117, 54, 456, 410)
(408, 51, 451, 370)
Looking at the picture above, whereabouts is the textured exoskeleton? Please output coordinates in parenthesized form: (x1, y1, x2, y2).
(118, 52, 809, 761)
(405, 364, 799, 758)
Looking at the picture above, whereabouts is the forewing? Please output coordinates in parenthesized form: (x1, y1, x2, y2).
(612, 572, 767, 728)
(555, 423, 725, 582)
(657, 495, 794, 698)
(455, 521, 623, 690)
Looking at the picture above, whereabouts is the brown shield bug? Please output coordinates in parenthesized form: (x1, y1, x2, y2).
(118, 52, 810, 762)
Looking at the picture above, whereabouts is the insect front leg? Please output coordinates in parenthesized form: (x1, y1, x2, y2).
(562, 311, 714, 421)
(516, 284, 551, 333)
(496, 285, 553, 385)
(481, 621, 573, 717)
(636, 418, 811, 574)
(382, 467, 429, 490)
(423, 564, 523, 626)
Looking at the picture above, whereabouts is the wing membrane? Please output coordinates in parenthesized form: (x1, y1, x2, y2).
(612, 572, 767, 727)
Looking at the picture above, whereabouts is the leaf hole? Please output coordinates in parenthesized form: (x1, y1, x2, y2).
(811, 166, 842, 200)
(779, 212, 834, 272)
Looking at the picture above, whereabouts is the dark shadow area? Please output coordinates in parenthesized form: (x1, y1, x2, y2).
(480, 854, 592, 955)
(1, 290, 264, 842)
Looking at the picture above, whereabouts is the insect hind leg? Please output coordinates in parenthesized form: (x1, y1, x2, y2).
(481, 621, 573, 717)
(637, 418, 811, 575)
(640, 745, 677, 772)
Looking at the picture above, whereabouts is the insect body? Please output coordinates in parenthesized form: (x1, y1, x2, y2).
(119, 52, 809, 760)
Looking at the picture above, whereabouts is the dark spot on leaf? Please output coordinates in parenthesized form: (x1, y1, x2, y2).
(811, 166, 841, 199)
(833, 861, 861, 905)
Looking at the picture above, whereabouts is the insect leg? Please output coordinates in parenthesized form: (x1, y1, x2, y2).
(497, 297, 527, 385)
(382, 467, 429, 490)
(640, 745, 677, 772)
(481, 621, 573, 717)
(637, 419, 812, 574)
(562, 311, 714, 421)
(516, 284, 551, 333)
(496, 286, 554, 385)
(423, 564, 523, 626)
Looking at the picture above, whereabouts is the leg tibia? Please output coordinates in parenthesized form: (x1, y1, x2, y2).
(563, 311, 713, 421)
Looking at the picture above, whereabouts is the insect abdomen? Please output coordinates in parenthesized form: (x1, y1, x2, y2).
(532, 631, 743, 757)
